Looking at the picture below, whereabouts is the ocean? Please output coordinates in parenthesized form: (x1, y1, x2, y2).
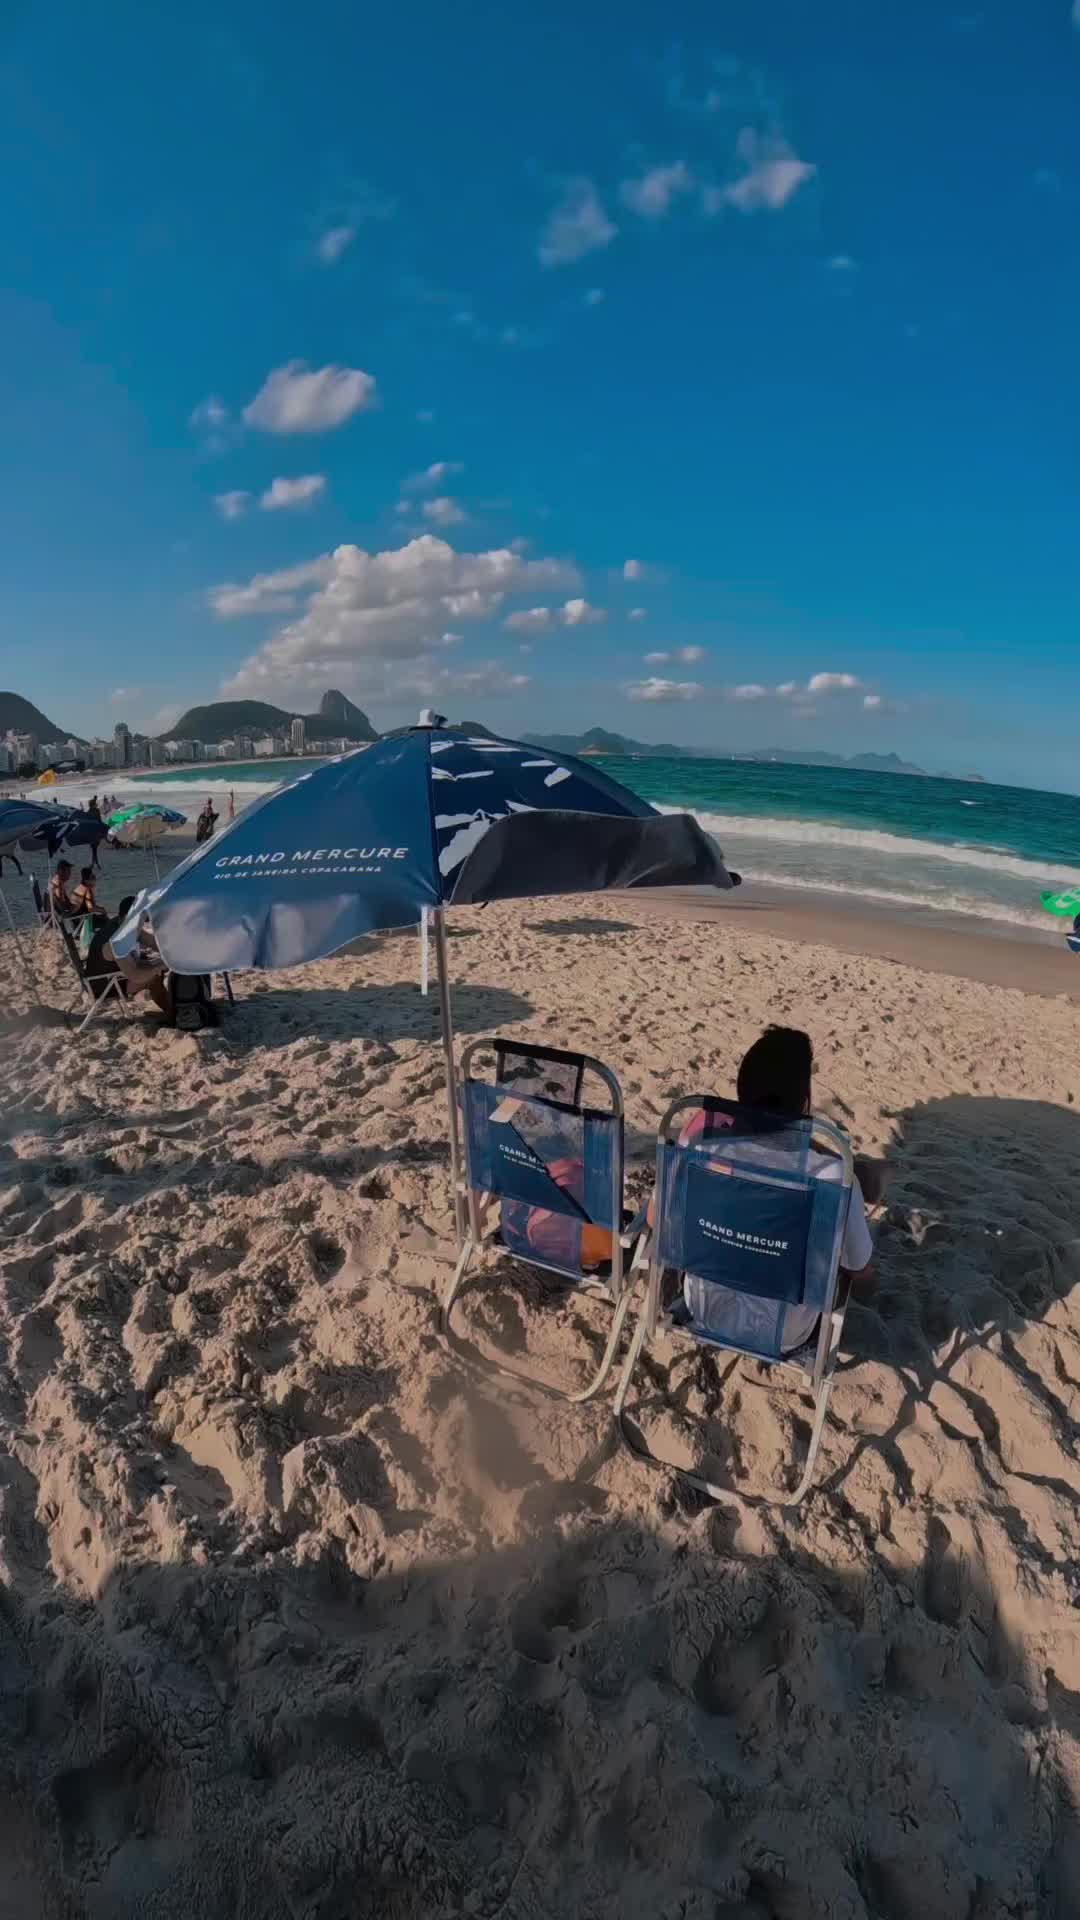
(84, 751, 1080, 937)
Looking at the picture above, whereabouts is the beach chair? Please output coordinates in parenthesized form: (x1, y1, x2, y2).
(57, 919, 131, 1037)
(29, 875, 56, 952)
(614, 1096, 855, 1504)
(441, 1038, 648, 1400)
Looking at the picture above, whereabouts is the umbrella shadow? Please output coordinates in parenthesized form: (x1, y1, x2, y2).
(525, 917, 638, 937)
(225, 981, 535, 1052)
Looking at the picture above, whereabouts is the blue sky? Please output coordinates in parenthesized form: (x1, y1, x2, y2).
(2, 0, 1079, 788)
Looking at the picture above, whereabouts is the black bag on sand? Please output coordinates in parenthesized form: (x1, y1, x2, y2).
(166, 973, 218, 1032)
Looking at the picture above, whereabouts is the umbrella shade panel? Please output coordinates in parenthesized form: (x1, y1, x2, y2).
(112, 727, 735, 972)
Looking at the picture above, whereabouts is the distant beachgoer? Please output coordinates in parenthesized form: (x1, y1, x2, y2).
(227, 789, 236, 822)
(70, 866, 98, 916)
(86, 796, 102, 822)
(195, 800, 218, 845)
(49, 861, 77, 919)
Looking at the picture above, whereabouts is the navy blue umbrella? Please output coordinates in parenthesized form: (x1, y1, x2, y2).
(113, 721, 738, 1232)
(0, 797, 73, 857)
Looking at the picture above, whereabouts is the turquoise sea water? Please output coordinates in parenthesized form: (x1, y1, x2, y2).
(142, 751, 1080, 931)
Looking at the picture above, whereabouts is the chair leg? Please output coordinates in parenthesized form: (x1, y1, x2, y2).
(785, 1377, 833, 1507)
(567, 1229, 651, 1404)
(440, 1238, 476, 1330)
(442, 1242, 645, 1404)
(566, 1284, 636, 1404)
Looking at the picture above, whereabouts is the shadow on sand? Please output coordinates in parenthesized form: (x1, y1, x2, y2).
(223, 980, 535, 1052)
(3, 1509, 1077, 1918)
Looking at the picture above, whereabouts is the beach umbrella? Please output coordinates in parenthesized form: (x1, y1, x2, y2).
(106, 803, 187, 844)
(113, 722, 738, 1233)
(0, 798, 81, 1001)
(106, 802, 187, 878)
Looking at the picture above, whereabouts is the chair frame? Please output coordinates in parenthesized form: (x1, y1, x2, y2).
(614, 1096, 855, 1505)
(57, 919, 133, 1037)
(441, 1036, 647, 1402)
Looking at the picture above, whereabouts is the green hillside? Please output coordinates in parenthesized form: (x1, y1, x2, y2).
(166, 689, 378, 745)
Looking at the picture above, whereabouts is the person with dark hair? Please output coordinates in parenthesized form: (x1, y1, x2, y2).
(735, 1025, 889, 1214)
(93, 894, 169, 1015)
(49, 860, 77, 919)
(665, 1026, 886, 1355)
(70, 866, 98, 917)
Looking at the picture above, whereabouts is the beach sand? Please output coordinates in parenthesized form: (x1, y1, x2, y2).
(2, 896, 1080, 1917)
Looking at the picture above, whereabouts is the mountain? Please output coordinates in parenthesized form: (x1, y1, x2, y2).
(522, 726, 690, 759)
(165, 689, 377, 745)
(519, 730, 983, 781)
(741, 747, 930, 777)
(0, 691, 83, 743)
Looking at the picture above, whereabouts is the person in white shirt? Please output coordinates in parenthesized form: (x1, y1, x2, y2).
(682, 1026, 886, 1353)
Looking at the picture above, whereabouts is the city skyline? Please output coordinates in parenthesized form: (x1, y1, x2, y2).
(3, 4, 1080, 790)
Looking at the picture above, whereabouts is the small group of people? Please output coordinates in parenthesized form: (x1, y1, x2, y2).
(83, 894, 170, 1014)
(48, 862, 168, 1013)
(49, 861, 98, 919)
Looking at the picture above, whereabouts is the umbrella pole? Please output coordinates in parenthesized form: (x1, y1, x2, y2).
(432, 907, 465, 1244)
(0, 884, 42, 1010)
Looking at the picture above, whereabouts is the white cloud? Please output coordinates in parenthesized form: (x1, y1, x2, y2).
(503, 597, 605, 633)
(623, 558, 644, 581)
(626, 677, 702, 703)
(538, 178, 617, 266)
(807, 671, 861, 693)
(260, 474, 327, 512)
(620, 161, 694, 218)
(705, 131, 816, 214)
(407, 460, 464, 491)
(679, 644, 705, 663)
(422, 496, 466, 528)
(732, 683, 769, 700)
(775, 680, 798, 696)
(209, 558, 335, 618)
(416, 408, 435, 423)
(560, 597, 606, 627)
(214, 490, 251, 521)
(644, 651, 669, 664)
(863, 693, 882, 710)
(218, 534, 580, 701)
(584, 287, 605, 307)
(629, 607, 647, 621)
(243, 360, 377, 433)
(110, 686, 143, 705)
(828, 253, 855, 272)
(147, 703, 182, 735)
(618, 159, 691, 217)
(318, 225, 355, 264)
(505, 607, 553, 635)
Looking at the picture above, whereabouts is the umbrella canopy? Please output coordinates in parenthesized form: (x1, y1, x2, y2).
(106, 802, 187, 848)
(0, 798, 68, 857)
(113, 724, 736, 970)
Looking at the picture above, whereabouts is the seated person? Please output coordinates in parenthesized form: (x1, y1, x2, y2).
(678, 1026, 885, 1354)
(88, 895, 169, 1016)
(70, 866, 98, 916)
(49, 860, 77, 919)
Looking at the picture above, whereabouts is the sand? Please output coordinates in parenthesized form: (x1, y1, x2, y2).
(2, 896, 1080, 1918)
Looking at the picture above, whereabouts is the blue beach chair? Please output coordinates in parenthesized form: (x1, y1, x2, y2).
(614, 1095, 855, 1503)
(441, 1038, 647, 1400)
